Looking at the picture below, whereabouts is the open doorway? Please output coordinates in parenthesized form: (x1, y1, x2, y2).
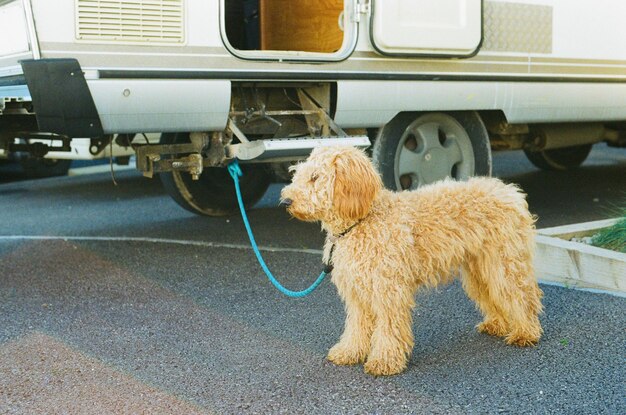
(222, 0, 351, 59)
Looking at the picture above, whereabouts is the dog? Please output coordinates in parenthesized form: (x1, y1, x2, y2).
(280, 145, 543, 376)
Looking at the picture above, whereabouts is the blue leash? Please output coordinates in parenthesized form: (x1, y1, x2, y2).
(227, 160, 328, 298)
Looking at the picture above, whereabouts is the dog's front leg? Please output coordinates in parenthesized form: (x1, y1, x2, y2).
(327, 291, 373, 366)
(364, 287, 415, 376)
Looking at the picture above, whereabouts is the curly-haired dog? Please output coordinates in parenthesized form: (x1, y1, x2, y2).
(280, 145, 543, 376)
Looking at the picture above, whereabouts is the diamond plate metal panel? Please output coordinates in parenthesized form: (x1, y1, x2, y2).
(483, 1, 552, 53)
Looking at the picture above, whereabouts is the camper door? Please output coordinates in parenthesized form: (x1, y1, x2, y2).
(221, 0, 357, 61)
(370, 0, 482, 57)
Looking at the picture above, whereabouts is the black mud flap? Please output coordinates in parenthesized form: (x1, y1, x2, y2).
(20, 59, 104, 138)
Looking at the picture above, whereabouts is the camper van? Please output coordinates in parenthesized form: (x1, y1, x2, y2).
(1, 0, 625, 215)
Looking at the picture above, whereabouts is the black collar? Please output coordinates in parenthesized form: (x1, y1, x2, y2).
(331, 219, 362, 241)
(323, 219, 363, 274)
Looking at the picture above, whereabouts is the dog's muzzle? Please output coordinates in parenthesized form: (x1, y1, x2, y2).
(279, 198, 293, 208)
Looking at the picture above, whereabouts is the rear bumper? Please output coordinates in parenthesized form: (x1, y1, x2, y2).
(86, 77, 231, 135)
(2, 59, 231, 137)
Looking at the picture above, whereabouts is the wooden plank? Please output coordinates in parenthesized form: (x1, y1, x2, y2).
(259, 0, 344, 53)
(537, 218, 618, 239)
(535, 229, 626, 295)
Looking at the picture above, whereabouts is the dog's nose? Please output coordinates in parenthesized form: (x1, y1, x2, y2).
(280, 198, 293, 208)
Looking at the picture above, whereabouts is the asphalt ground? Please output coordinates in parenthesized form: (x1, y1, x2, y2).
(0, 144, 625, 414)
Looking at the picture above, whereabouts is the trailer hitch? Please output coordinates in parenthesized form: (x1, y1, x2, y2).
(135, 132, 225, 179)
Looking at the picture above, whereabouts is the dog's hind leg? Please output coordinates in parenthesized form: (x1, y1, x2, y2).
(461, 256, 510, 338)
(364, 284, 415, 376)
(327, 292, 374, 366)
(463, 249, 543, 346)
(501, 258, 543, 347)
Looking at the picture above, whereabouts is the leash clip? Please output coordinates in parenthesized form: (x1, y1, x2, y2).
(227, 159, 243, 179)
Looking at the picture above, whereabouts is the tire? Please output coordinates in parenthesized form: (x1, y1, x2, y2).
(21, 158, 71, 178)
(372, 111, 492, 190)
(159, 132, 271, 216)
(523, 144, 592, 171)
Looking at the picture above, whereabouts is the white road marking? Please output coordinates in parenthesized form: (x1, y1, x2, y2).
(0, 234, 323, 255)
(68, 164, 136, 176)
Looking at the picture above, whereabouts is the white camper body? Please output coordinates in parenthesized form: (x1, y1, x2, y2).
(1, 0, 625, 214)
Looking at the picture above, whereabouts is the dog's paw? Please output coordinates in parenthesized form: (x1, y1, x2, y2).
(505, 333, 540, 347)
(363, 357, 407, 376)
(505, 325, 542, 347)
(476, 319, 508, 337)
(327, 344, 366, 366)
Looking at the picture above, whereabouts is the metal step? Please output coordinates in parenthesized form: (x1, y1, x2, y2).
(226, 136, 371, 162)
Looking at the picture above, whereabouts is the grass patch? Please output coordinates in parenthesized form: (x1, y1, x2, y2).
(591, 210, 626, 253)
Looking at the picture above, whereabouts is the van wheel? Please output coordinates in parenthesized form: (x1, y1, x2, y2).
(159, 132, 271, 216)
(372, 112, 491, 190)
(523, 144, 593, 171)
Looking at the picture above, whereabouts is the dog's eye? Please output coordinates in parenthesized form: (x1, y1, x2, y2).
(310, 173, 319, 183)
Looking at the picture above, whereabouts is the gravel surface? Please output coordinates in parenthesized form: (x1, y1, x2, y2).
(0, 145, 625, 414)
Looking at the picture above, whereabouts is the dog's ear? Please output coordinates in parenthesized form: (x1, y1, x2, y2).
(332, 149, 383, 221)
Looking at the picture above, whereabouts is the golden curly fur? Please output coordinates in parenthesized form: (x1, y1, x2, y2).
(281, 146, 543, 376)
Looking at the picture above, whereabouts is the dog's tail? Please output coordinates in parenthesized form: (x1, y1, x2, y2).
(470, 177, 537, 224)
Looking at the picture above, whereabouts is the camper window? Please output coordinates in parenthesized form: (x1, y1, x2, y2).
(223, 0, 348, 57)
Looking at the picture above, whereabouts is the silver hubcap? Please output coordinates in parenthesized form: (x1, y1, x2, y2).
(394, 113, 475, 190)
